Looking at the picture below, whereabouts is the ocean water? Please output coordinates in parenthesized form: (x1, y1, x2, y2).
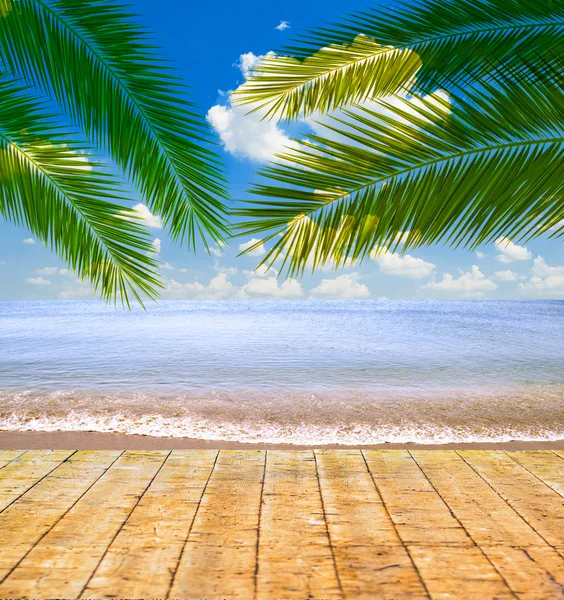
(0, 300, 563, 445)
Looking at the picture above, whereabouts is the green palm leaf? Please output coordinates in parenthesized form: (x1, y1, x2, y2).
(234, 0, 564, 120)
(0, 0, 229, 250)
(0, 75, 161, 306)
(236, 78, 564, 276)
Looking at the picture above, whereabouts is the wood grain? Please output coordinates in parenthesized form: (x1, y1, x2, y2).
(0, 449, 562, 599)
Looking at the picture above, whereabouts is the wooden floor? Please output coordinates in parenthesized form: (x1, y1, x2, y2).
(0, 450, 562, 599)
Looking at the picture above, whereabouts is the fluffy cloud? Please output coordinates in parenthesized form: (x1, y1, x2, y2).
(23, 238, 35, 245)
(25, 277, 51, 286)
(235, 51, 271, 78)
(495, 237, 532, 263)
(239, 238, 266, 257)
(151, 238, 161, 254)
(206, 52, 299, 163)
(161, 262, 174, 271)
(371, 249, 435, 279)
(275, 20, 290, 31)
(58, 279, 95, 299)
(475, 251, 485, 259)
(131, 203, 162, 229)
(36, 267, 58, 275)
(239, 276, 303, 298)
(36, 267, 72, 277)
(493, 270, 519, 282)
(310, 273, 369, 299)
(519, 256, 564, 295)
(424, 266, 497, 297)
(207, 98, 297, 162)
(210, 246, 224, 257)
(163, 268, 236, 300)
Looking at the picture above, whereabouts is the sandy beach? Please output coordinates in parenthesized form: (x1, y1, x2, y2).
(1, 430, 562, 450)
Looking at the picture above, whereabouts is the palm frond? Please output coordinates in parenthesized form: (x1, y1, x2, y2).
(234, 0, 564, 120)
(235, 78, 564, 276)
(0, 75, 161, 306)
(234, 35, 422, 120)
(0, 0, 229, 250)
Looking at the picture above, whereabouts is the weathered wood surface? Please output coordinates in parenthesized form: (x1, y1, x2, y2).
(0, 449, 562, 599)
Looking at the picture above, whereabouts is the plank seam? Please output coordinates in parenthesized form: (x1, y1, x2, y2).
(165, 449, 220, 600)
(0, 450, 77, 516)
(313, 449, 344, 598)
(454, 451, 557, 550)
(79, 451, 172, 599)
(505, 451, 564, 500)
(0, 450, 27, 471)
(408, 451, 519, 599)
(361, 450, 431, 600)
(253, 449, 267, 599)
(0, 450, 125, 587)
(521, 546, 564, 595)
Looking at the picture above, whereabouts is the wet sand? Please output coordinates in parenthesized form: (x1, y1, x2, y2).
(0, 430, 562, 450)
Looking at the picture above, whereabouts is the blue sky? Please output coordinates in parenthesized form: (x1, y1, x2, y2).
(1, 0, 563, 301)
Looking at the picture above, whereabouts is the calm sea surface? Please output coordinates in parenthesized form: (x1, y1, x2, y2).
(1, 300, 563, 444)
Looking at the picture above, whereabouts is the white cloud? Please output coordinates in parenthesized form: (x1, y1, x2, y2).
(25, 277, 51, 286)
(161, 262, 174, 271)
(162, 268, 236, 300)
(239, 238, 266, 257)
(207, 96, 298, 162)
(36, 267, 59, 275)
(275, 20, 290, 31)
(243, 264, 278, 278)
(23, 238, 35, 245)
(424, 265, 497, 297)
(151, 238, 161, 254)
(239, 276, 303, 298)
(495, 237, 532, 263)
(36, 267, 74, 277)
(475, 251, 485, 259)
(519, 256, 564, 295)
(371, 249, 435, 279)
(493, 270, 518, 282)
(310, 272, 369, 299)
(207, 52, 299, 163)
(58, 279, 95, 299)
(131, 203, 162, 229)
(210, 246, 224, 257)
(235, 51, 273, 78)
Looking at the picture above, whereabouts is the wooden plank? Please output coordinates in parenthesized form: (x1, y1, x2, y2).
(483, 546, 564, 600)
(0, 451, 121, 582)
(411, 450, 545, 546)
(0, 451, 27, 470)
(408, 546, 514, 599)
(362, 450, 471, 545)
(256, 450, 342, 599)
(82, 450, 218, 599)
(507, 451, 564, 498)
(0, 450, 168, 599)
(0, 450, 74, 512)
(458, 450, 564, 547)
(315, 450, 427, 599)
(168, 450, 264, 600)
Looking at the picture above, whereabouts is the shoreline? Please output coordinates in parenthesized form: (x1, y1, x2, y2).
(1, 430, 563, 450)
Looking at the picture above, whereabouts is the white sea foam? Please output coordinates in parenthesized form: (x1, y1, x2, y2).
(1, 386, 563, 445)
